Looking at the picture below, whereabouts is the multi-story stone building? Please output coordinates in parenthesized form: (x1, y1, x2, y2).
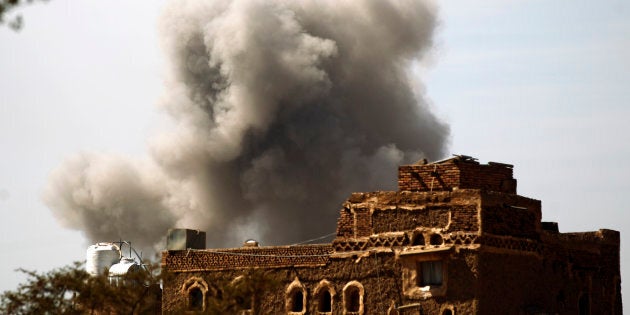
(162, 155, 622, 314)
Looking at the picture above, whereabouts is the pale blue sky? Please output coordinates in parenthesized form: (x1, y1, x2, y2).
(0, 0, 167, 291)
(1, 0, 628, 307)
(426, 1, 630, 307)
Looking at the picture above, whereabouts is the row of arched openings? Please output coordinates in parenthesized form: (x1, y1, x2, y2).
(183, 276, 364, 314)
(412, 233, 443, 246)
(286, 279, 364, 314)
(183, 276, 248, 313)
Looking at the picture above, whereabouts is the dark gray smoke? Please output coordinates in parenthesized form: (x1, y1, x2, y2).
(44, 0, 449, 251)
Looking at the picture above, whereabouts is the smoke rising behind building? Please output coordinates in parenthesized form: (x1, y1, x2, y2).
(44, 0, 449, 251)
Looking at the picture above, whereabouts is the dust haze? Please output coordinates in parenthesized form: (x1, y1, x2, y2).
(44, 0, 449, 251)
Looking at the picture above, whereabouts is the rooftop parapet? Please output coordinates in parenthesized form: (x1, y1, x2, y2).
(162, 244, 332, 271)
(398, 155, 517, 194)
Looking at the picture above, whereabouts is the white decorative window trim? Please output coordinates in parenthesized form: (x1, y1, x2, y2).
(342, 280, 365, 315)
(400, 252, 448, 299)
(314, 279, 336, 314)
(181, 276, 209, 312)
(286, 277, 307, 314)
(231, 275, 254, 314)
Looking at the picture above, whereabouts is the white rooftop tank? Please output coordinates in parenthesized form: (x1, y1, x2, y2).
(86, 243, 121, 276)
(109, 257, 140, 277)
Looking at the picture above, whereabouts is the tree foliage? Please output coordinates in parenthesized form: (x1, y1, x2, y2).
(0, 261, 161, 315)
(1, 261, 282, 315)
(0, 0, 49, 30)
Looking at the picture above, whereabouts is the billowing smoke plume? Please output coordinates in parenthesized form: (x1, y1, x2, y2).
(44, 0, 449, 251)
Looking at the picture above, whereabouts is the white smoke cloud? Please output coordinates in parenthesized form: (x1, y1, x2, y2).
(44, 0, 449, 251)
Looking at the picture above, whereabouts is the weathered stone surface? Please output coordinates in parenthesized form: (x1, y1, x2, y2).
(162, 156, 622, 315)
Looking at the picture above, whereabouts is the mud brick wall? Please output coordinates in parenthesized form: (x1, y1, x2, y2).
(458, 162, 516, 193)
(162, 158, 621, 315)
(476, 244, 621, 315)
(372, 207, 451, 233)
(336, 207, 354, 237)
(335, 206, 372, 238)
(162, 245, 332, 272)
(398, 163, 461, 192)
(448, 205, 479, 232)
(481, 205, 539, 238)
(163, 230, 621, 315)
(545, 230, 622, 314)
(480, 191, 542, 238)
(337, 190, 483, 239)
(163, 251, 480, 314)
(476, 251, 558, 314)
(354, 207, 372, 237)
(398, 160, 516, 193)
(552, 229, 621, 273)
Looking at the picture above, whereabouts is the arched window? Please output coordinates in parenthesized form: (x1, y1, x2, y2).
(442, 308, 454, 315)
(189, 287, 203, 311)
(182, 277, 209, 312)
(412, 233, 425, 246)
(346, 288, 360, 312)
(231, 276, 253, 314)
(319, 290, 332, 312)
(286, 278, 306, 314)
(314, 279, 335, 314)
(291, 290, 304, 311)
(430, 234, 443, 246)
(343, 281, 364, 315)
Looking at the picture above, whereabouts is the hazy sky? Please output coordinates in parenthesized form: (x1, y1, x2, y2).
(1, 0, 628, 307)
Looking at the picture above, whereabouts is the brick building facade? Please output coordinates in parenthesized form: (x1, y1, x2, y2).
(161, 155, 622, 314)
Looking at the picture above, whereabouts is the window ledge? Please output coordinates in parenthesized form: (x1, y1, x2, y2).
(399, 246, 453, 256)
(405, 285, 446, 299)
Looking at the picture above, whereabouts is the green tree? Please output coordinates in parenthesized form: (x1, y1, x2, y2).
(2, 262, 282, 315)
(0, 261, 162, 315)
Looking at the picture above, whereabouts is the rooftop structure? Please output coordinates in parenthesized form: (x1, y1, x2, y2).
(162, 155, 621, 314)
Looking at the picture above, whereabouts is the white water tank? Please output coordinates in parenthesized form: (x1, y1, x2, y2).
(108, 258, 142, 286)
(86, 243, 121, 276)
(109, 257, 140, 277)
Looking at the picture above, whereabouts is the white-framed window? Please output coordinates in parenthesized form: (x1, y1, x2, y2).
(441, 305, 455, 315)
(188, 287, 204, 311)
(342, 281, 364, 315)
(231, 276, 254, 314)
(400, 250, 449, 299)
(286, 278, 307, 314)
(181, 277, 209, 312)
(314, 279, 335, 314)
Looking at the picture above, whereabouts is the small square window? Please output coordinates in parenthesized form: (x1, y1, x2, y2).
(417, 261, 443, 286)
(401, 252, 448, 299)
